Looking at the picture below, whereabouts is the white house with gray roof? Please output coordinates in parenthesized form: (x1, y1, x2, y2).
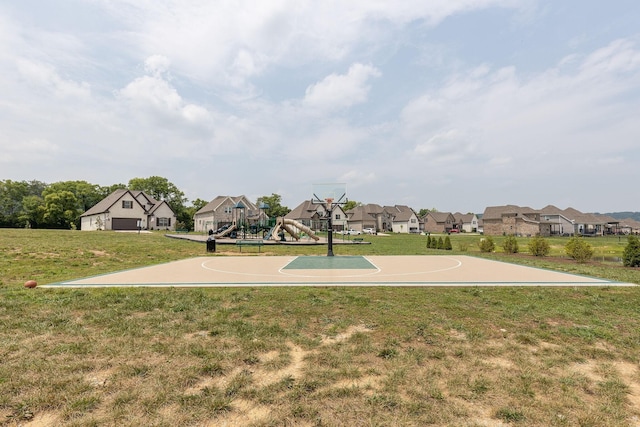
(81, 189, 176, 231)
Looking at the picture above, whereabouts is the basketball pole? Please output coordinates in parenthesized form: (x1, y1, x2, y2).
(313, 187, 345, 257)
(327, 208, 334, 257)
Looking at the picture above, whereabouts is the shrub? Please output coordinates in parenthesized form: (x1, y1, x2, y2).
(502, 235, 519, 254)
(528, 235, 550, 257)
(478, 237, 495, 253)
(623, 235, 640, 267)
(565, 236, 594, 263)
(437, 237, 444, 249)
(444, 236, 452, 250)
(426, 235, 431, 248)
(430, 236, 438, 249)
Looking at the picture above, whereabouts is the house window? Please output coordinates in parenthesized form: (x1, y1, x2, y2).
(411, 218, 416, 223)
(158, 218, 171, 227)
(122, 200, 133, 209)
(224, 207, 232, 214)
(335, 214, 341, 220)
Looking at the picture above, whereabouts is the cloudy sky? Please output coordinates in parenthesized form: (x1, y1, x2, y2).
(1, 1, 639, 214)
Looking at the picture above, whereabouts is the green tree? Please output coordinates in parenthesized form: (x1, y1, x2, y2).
(502, 235, 519, 254)
(45, 181, 104, 212)
(528, 235, 550, 257)
(180, 198, 209, 231)
(426, 235, 432, 248)
(42, 181, 108, 228)
(20, 195, 45, 228)
(343, 200, 360, 211)
(478, 236, 495, 253)
(430, 236, 438, 249)
(418, 208, 438, 217)
(623, 235, 640, 267)
(0, 180, 47, 227)
(437, 237, 444, 249)
(128, 176, 188, 228)
(101, 183, 127, 196)
(256, 194, 290, 218)
(565, 236, 594, 263)
(444, 235, 452, 250)
(128, 176, 187, 213)
(41, 191, 79, 229)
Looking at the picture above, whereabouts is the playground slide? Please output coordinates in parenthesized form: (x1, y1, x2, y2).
(263, 225, 275, 241)
(281, 223, 299, 240)
(215, 224, 237, 238)
(283, 218, 320, 241)
(265, 218, 321, 242)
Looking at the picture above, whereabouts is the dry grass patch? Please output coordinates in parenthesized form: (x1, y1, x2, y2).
(3, 230, 640, 425)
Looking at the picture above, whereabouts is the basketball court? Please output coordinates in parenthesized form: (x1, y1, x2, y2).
(43, 255, 635, 288)
(42, 184, 636, 289)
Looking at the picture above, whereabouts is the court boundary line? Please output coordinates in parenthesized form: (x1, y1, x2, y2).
(40, 255, 636, 288)
(43, 281, 630, 288)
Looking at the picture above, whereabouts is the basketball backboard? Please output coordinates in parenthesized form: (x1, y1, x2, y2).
(312, 183, 347, 208)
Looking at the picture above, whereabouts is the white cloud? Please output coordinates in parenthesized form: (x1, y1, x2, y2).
(96, 0, 524, 90)
(303, 63, 381, 112)
(0, 138, 59, 164)
(116, 57, 216, 132)
(338, 170, 377, 189)
(144, 55, 171, 77)
(1, 1, 639, 213)
(403, 38, 640, 173)
(16, 59, 91, 99)
(118, 75, 182, 113)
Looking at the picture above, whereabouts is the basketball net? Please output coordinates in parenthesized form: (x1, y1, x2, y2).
(325, 198, 333, 211)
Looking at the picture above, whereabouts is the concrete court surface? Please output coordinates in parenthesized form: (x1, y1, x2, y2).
(44, 255, 635, 288)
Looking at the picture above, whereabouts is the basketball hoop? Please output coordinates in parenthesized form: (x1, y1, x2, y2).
(325, 197, 333, 210)
(311, 183, 347, 257)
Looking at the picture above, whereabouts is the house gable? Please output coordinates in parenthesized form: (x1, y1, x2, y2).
(193, 195, 259, 232)
(346, 204, 386, 231)
(81, 189, 149, 231)
(384, 205, 419, 233)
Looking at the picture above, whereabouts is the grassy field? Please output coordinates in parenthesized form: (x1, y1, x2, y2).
(2, 229, 640, 426)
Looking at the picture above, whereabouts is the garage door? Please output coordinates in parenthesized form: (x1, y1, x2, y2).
(112, 218, 139, 230)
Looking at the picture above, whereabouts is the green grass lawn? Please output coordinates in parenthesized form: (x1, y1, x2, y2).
(1, 229, 640, 426)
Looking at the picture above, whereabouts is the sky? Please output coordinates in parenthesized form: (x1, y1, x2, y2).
(1, 1, 639, 214)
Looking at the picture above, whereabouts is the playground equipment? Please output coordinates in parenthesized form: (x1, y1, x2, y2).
(269, 217, 320, 242)
(215, 224, 237, 238)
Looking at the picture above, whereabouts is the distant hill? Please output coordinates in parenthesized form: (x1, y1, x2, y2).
(597, 212, 640, 221)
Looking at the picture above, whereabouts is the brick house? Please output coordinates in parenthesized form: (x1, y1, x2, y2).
(453, 212, 479, 233)
(346, 204, 391, 232)
(286, 200, 347, 232)
(422, 211, 456, 234)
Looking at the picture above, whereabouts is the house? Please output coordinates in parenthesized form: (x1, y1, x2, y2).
(564, 208, 607, 236)
(286, 200, 347, 232)
(481, 205, 541, 236)
(453, 212, 479, 233)
(423, 211, 457, 234)
(538, 205, 575, 236)
(481, 204, 621, 236)
(345, 204, 390, 232)
(598, 214, 621, 235)
(384, 205, 420, 233)
(619, 218, 640, 235)
(81, 189, 176, 231)
(193, 195, 263, 233)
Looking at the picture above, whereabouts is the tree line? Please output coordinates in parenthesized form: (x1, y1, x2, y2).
(0, 177, 290, 231)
